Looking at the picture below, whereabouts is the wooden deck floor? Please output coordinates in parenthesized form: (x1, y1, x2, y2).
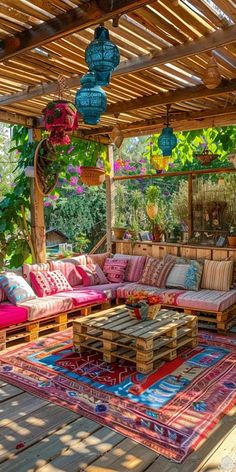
(0, 380, 235, 472)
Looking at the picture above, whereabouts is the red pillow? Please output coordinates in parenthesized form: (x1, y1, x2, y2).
(30, 270, 73, 297)
(76, 264, 108, 286)
(103, 258, 128, 283)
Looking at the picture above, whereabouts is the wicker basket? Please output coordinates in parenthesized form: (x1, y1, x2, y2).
(195, 150, 218, 166)
(80, 166, 106, 186)
(148, 304, 161, 320)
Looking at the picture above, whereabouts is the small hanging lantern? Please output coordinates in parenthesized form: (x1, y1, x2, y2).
(43, 76, 78, 145)
(158, 105, 177, 157)
(203, 55, 222, 90)
(75, 72, 107, 125)
(110, 123, 124, 148)
(85, 25, 120, 86)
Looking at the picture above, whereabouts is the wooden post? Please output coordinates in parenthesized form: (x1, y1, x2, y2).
(106, 144, 115, 253)
(188, 174, 193, 239)
(29, 128, 46, 263)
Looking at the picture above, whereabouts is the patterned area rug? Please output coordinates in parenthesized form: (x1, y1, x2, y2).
(0, 330, 235, 463)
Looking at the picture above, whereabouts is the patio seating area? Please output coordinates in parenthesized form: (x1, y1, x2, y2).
(0, 0, 236, 470)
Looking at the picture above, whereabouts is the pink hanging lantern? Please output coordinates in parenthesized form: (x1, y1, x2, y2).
(43, 76, 78, 145)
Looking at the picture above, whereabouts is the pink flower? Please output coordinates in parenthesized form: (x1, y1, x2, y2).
(69, 176, 78, 186)
(67, 146, 75, 154)
(49, 194, 58, 201)
(44, 201, 51, 207)
(75, 166, 81, 175)
(140, 167, 146, 174)
(76, 185, 84, 194)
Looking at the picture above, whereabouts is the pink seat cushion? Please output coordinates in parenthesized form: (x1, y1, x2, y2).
(57, 288, 106, 306)
(0, 304, 28, 329)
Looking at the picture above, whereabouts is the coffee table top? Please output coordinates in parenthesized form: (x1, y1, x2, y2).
(73, 305, 197, 342)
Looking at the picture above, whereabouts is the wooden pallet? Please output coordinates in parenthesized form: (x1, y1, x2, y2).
(0, 300, 111, 351)
(73, 305, 198, 373)
(183, 306, 236, 333)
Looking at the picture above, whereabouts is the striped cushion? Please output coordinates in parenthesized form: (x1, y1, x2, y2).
(113, 254, 146, 282)
(0, 288, 7, 302)
(23, 263, 50, 284)
(201, 260, 233, 291)
(139, 257, 175, 287)
(177, 289, 236, 312)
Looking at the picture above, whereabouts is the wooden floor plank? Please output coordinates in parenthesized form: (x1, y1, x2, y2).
(0, 392, 48, 427)
(0, 403, 78, 463)
(38, 427, 124, 472)
(0, 417, 102, 472)
(85, 438, 158, 472)
(0, 384, 22, 402)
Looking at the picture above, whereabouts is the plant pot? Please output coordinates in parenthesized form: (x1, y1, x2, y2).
(80, 166, 105, 186)
(195, 150, 218, 166)
(152, 225, 162, 242)
(228, 236, 236, 247)
(113, 227, 126, 239)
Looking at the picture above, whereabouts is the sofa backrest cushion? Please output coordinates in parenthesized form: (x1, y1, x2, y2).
(0, 287, 7, 302)
(62, 255, 87, 266)
(86, 252, 110, 269)
(201, 260, 233, 291)
(30, 270, 73, 297)
(113, 254, 146, 282)
(0, 272, 37, 305)
(166, 264, 191, 289)
(166, 260, 203, 291)
(77, 264, 109, 286)
(23, 263, 50, 284)
(50, 260, 82, 287)
(138, 257, 175, 287)
(103, 258, 128, 283)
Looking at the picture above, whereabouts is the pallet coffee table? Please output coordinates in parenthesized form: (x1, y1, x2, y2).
(73, 305, 198, 373)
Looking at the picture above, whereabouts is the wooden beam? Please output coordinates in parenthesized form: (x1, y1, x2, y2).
(83, 105, 236, 137)
(107, 79, 236, 114)
(0, 0, 154, 62)
(113, 23, 236, 76)
(188, 174, 193, 239)
(0, 110, 33, 126)
(105, 144, 115, 253)
(113, 167, 235, 181)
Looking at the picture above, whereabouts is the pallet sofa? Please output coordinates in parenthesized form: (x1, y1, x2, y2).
(0, 252, 236, 351)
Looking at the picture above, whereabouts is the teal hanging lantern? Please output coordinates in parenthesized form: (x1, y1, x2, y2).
(158, 105, 177, 156)
(85, 26, 120, 86)
(75, 72, 107, 125)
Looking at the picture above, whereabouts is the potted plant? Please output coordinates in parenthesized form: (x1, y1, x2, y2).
(145, 185, 160, 220)
(79, 142, 110, 186)
(228, 227, 236, 247)
(113, 183, 127, 239)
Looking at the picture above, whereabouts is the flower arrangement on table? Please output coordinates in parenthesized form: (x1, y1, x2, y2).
(125, 292, 161, 321)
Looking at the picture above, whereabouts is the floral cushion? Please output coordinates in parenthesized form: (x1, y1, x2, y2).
(0, 273, 37, 305)
(113, 254, 146, 282)
(76, 264, 108, 286)
(103, 258, 128, 283)
(50, 260, 82, 287)
(201, 260, 233, 291)
(138, 257, 175, 287)
(30, 270, 73, 297)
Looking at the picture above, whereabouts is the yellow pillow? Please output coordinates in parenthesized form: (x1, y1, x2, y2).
(201, 260, 233, 291)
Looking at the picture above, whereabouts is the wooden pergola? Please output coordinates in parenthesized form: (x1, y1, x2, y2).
(1, 0, 236, 261)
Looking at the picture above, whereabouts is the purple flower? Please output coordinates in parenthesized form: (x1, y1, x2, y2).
(67, 146, 75, 154)
(114, 162, 121, 173)
(76, 185, 83, 194)
(44, 201, 51, 207)
(139, 159, 146, 163)
(67, 164, 75, 173)
(168, 162, 175, 168)
(69, 176, 78, 186)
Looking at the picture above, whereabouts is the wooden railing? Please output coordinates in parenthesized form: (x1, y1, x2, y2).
(89, 234, 107, 254)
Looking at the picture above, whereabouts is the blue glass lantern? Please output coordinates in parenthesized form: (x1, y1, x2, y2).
(158, 126, 177, 156)
(85, 26, 120, 86)
(75, 72, 107, 125)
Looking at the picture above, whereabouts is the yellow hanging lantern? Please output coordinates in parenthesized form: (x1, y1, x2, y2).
(151, 155, 171, 171)
(203, 56, 221, 90)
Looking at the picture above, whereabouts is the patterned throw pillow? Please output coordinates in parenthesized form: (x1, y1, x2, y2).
(201, 260, 234, 291)
(76, 264, 108, 286)
(184, 260, 203, 291)
(30, 270, 73, 297)
(0, 273, 37, 305)
(86, 252, 110, 269)
(166, 264, 191, 289)
(103, 258, 128, 283)
(50, 260, 82, 287)
(113, 254, 146, 282)
(23, 262, 50, 284)
(138, 257, 175, 287)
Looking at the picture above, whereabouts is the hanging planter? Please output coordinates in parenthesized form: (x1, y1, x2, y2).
(85, 25, 120, 86)
(43, 77, 78, 145)
(195, 148, 218, 165)
(80, 166, 105, 186)
(34, 139, 59, 196)
(75, 72, 107, 125)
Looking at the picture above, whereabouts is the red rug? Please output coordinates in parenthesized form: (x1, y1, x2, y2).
(0, 329, 235, 463)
